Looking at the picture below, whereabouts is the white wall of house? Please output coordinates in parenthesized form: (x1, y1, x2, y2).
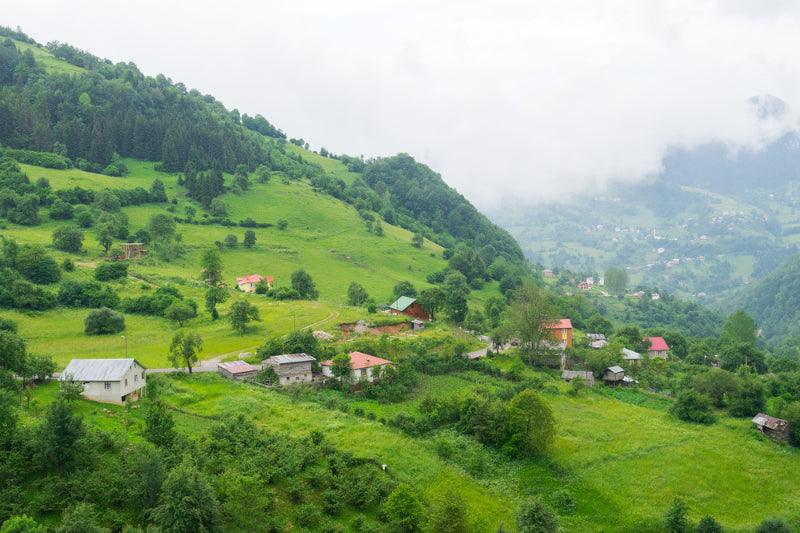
(81, 363, 146, 404)
(323, 364, 389, 383)
(238, 282, 257, 293)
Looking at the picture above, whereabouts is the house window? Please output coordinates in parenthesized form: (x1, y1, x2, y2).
(124, 378, 128, 387)
(134, 374, 138, 382)
(104, 382, 111, 390)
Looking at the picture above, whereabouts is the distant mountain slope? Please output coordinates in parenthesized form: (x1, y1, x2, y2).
(491, 117, 800, 302)
(736, 254, 800, 342)
(662, 132, 800, 192)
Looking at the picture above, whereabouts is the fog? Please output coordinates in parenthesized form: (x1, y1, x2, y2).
(6, 1, 800, 206)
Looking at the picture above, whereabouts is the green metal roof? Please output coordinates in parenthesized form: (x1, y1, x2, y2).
(389, 296, 416, 311)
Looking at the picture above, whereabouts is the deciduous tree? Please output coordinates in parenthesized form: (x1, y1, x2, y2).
(169, 331, 203, 373)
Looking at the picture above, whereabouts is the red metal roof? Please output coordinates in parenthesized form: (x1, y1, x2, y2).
(544, 319, 572, 330)
(321, 351, 393, 369)
(236, 274, 274, 285)
(647, 336, 670, 352)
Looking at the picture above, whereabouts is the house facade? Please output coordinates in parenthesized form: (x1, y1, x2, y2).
(236, 274, 274, 293)
(544, 319, 573, 348)
(603, 365, 625, 385)
(388, 296, 429, 320)
(60, 358, 146, 404)
(217, 360, 258, 380)
(264, 353, 316, 385)
(321, 351, 392, 383)
(646, 336, 670, 359)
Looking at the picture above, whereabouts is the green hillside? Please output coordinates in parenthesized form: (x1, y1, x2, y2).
(0, 156, 499, 367)
(17, 360, 800, 532)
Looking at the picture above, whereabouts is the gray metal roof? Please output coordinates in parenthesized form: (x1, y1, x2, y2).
(267, 353, 316, 365)
(217, 361, 257, 374)
(606, 365, 625, 373)
(752, 413, 787, 430)
(622, 348, 641, 360)
(61, 358, 143, 382)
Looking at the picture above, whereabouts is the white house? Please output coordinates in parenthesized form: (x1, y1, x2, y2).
(321, 351, 392, 383)
(236, 274, 274, 293)
(60, 358, 146, 404)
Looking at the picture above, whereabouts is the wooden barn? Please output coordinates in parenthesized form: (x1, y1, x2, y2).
(752, 413, 790, 443)
(388, 296, 429, 320)
(602, 365, 625, 385)
(217, 361, 258, 380)
(561, 370, 595, 387)
(118, 242, 146, 260)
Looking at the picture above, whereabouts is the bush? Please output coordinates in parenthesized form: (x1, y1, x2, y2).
(670, 391, 716, 424)
(277, 218, 288, 230)
(94, 261, 128, 281)
(58, 281, 120, 308)
(517, 497, 558, 533)
(49, 199, 74, 220)
(84, 307, 125, 335)
(224, 234, 237, 248)
(755, 518, 791, 533)
(52, 226, 84, 253)
(695, 516, 723, 533)
(16, 246, 60, 284)
(62, 258, 75, 272)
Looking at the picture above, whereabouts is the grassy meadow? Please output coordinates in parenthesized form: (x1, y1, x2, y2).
(0, 157, 479, 368)
(23, 358, 800, 532)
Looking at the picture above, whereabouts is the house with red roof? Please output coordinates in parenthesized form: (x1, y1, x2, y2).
(236, 274, 274, 293)
(646, 336, 670, 359)
(544, 319, 573, 349)
(320, 351, 393, 383)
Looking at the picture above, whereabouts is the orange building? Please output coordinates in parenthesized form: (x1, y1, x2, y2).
(544, 319, 573, 348)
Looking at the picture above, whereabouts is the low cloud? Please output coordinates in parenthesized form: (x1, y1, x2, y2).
(7, 1, 800, 206)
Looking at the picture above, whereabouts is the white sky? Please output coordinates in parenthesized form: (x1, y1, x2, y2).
(5, 1, 800, 207)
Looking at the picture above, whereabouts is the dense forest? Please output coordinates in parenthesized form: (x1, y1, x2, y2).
(738, 254, 800, 343)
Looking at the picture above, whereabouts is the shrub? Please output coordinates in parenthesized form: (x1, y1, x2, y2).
(52, 226, 84, 253)
(664, 498, 689, 533)
(58, 281, 120, 308)
(49, 199, 74, 220)
(94, 261, 128, 281)
(277, 218, 288, 230)
(755, 518, 791, 533)
(695, 516, 723, 533)
(16, 246, 60, 284)
(517, 497, 558, 533)
(62, 258, 75, 272)
(670, 390, 716, 424)
(224, 234, 237, 248)
(84, 307, 125, 335)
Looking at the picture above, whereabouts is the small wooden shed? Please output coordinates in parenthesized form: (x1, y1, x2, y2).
(217, 361, 258, 380)
(602, 365, 625, 385)
(119, 242, 146, 260)
(561, 370, 595, 387)
(752, 413, 790, 443)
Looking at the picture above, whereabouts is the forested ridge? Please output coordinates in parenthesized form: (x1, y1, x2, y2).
(0, 26, 523, 264)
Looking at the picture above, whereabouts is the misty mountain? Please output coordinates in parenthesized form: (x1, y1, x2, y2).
(491, 114, 800, 306)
